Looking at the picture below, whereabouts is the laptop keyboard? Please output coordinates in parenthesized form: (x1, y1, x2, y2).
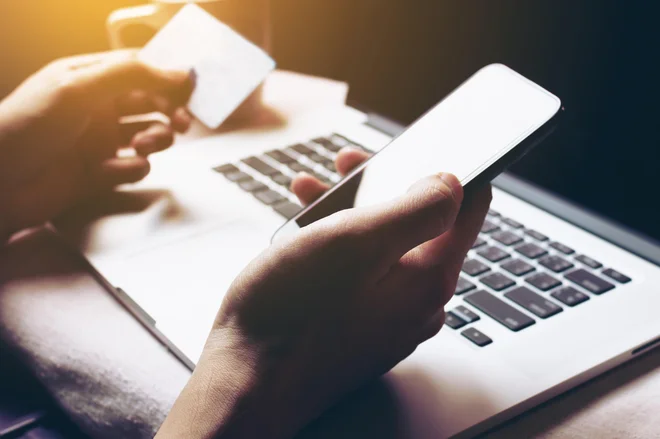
(212, 134, 632, 349)
(212, 133, 371, 220)
(449, 209, 632, 347)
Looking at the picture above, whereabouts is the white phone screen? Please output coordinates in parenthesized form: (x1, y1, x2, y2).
(286, 64, 561, 231)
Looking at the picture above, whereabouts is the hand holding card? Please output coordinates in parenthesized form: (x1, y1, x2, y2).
(139, 4, 276, 129)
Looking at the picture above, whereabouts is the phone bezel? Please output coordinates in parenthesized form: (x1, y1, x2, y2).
(272, 63, 563, 242)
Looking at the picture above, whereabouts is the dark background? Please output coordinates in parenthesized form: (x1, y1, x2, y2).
(0, 1, 657, 240)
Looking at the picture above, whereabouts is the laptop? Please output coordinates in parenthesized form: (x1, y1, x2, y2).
(55, 28, 660, 439)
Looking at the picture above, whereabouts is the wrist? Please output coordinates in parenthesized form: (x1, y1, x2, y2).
(157, 329, 299, 439)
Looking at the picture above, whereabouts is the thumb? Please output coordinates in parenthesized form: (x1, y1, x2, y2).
(348, 172, 464, 266)
(68, 50, 193, 106)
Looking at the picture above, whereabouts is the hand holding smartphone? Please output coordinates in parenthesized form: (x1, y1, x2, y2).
(274, 64, 562, 241)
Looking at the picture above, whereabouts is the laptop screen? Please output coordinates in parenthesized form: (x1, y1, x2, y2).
(275, 1, 659, 243)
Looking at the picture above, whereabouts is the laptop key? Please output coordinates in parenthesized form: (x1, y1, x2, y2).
(213, 163, 239, 174)
(492, 230, 523, 246)
(501, 259, 535, 276)
(488, 209, 501, 217)
(525, 229, 549, 242)
(445, 312, 467, 329)
(501, 217, 524, 229)
(575, 254, 603, 269)
(565, 269, 615, 295)
(271, 172, 292, 188)
(310, 171, 333, 185)
(308, 153, 328, 164)
(254, 189, 286, 206)
(290, 143, 315, 155)
(461, 327, 493, 347)
(538, 255, 574, 273)
(455, 277, 477, 295)
(454, 305, 480, 323)
(525, 272, 562, 291)
(480, 220, 499, 234)
(273, 201, 302, 219)
(242, 156, 279, 176)
(472, 237, 487, 249)
(464, 290, 535, 331)
(266, 150, 295, 164)
(505, 286, 563, 319)
(239, 179, 268, 193)
(477, 246, 510, 263)
(515, 242, 548, 259)
(551, 286, 590, 307)
(225, 171, 251, 182)
(549, 241, 575, 255)
(462, 259, 491, 276)
(315, 136, 342, 152)
(288, 162, 315, 174)
(602, 268, 631, 284)
(480, 272, 516, 291)
(330, 134, 351, 147)
(323, 161, 337, 173)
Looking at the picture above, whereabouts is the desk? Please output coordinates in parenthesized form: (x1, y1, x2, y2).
(1, 71, 658, 439)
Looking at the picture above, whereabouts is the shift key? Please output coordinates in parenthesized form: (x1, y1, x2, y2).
(565, 269, 614, 295)
(465, 290, 535, 331)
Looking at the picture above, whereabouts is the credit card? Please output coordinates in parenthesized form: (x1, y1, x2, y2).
(139, 4, 276, 129)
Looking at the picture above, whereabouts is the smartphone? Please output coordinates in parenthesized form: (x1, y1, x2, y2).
(273, 64, 562, 241)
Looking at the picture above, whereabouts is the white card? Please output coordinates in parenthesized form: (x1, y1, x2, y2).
(139, 4, 276, 129)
